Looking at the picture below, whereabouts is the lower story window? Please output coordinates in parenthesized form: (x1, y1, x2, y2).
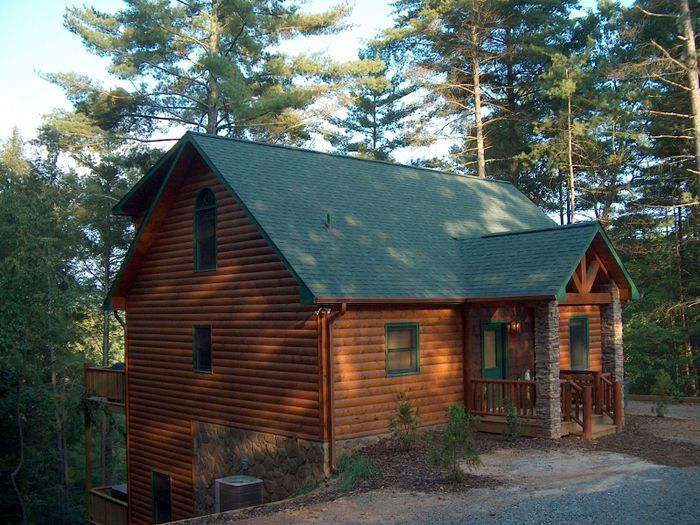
(569, 316, 590, 370)
(152, 471, 172, 524)
(193, 325, 212, 373)
(386, 323, 419, 376)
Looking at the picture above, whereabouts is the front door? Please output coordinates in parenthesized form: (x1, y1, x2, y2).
(481, 322, 507, 380)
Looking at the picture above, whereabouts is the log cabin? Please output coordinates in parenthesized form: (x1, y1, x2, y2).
(84, 131, 638, 524)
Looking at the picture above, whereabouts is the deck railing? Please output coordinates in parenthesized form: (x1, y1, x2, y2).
(87, 486, 127, 525)
(560, 371, 624, 435)
(84, 366, 125, 405)
(468, 379, 536, 419)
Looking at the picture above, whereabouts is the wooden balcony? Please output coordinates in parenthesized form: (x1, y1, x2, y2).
(84, 366, 126, 409)
(87, 485, 128, 525)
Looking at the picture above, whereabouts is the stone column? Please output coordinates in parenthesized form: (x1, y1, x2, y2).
(601, 283, 624, 382)
(534, 301, 561, 438)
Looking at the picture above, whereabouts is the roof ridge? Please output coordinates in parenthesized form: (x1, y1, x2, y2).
(475, 221, 599, 239)
(185, 131, 513, 185)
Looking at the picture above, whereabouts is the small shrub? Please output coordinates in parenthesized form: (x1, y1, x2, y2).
(502, 403, 523, 442)
(651, 371, 673, 417)
(337, 454, 374, 490)
(389, 391, 420, 448)
(291, 481, 318, 497)
(430, 405, 480, 480)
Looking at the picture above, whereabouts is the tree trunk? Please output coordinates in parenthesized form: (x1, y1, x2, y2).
(567, 88, 576, 223)
(207, 2, 221, 135)
(558, 169, 565, 225)
(11, 382, 26, 525)
(471, 27, 486, 179)
(50, 348, 69, 524)
(505, 27, 519, 184)
(680, 0, 700, 197)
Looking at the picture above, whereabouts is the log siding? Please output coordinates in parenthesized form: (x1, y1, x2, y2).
(124, 166, 318, 524)
(558, 305, 602, 372)
(332, 306, 464, 439)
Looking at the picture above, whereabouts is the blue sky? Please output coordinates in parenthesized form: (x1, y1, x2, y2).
(0, 0, 601, 143)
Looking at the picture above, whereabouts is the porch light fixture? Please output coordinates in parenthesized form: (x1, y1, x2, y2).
(508, 320, 522, 335)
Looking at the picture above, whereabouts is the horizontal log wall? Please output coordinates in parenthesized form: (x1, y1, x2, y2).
(125, 164, 318, 524)
(558, 305, 602, 372)
(332, 306, 463, 439)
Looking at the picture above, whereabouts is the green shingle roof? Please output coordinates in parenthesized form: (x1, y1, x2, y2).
(111, 132, 638, 305)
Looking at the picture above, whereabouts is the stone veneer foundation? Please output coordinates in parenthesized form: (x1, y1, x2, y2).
(601, 283, 624, 382)
(192, 421, 326, 515)
(534, 301, 562, 438)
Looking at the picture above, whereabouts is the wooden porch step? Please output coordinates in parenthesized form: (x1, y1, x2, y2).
(569, 414, 618, 439)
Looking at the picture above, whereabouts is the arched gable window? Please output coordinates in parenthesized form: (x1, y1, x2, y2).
(194, 188, 216, 271)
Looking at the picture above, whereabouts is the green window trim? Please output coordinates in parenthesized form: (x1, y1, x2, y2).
(385, 322, 420, 377)
(192, 324, 212, 373)
(568, 315, 590, 371)
(151, 470, 172, 525)
(193, 187, 217, 272)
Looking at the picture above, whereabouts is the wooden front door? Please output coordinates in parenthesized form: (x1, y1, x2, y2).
(481, 322, 507, 380)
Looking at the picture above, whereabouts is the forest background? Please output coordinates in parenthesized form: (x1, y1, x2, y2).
(1, 0, 698, 523)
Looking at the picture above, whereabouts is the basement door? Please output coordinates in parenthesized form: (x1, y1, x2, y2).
(481, 322, 507, 380)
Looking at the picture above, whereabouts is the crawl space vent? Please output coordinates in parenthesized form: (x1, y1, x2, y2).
(215, 475, 263, 512)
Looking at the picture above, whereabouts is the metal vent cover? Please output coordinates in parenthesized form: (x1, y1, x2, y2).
(215, 475, 263, 513)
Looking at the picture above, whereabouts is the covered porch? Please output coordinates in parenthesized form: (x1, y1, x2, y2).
(461, 225, 635, 440)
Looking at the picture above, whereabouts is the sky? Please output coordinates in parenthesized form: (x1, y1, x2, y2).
(0, 0, 602, 145)
(0, 0, 393, 143)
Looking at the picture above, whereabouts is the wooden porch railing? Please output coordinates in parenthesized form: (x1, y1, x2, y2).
(560, 370, 624, 435)
(87, 486, 127, 525)
(84, 366, 125, 405)
(468, 379, 536, 419)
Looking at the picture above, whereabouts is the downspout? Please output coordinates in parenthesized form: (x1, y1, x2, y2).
(317, 303, 347, 474)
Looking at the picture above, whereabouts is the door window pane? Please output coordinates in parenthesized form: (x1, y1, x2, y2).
(483, 330, 497, 369)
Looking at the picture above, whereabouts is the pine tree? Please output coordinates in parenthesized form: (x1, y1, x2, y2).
(50, 0, 362, 143)
(327, 46, 422, 161)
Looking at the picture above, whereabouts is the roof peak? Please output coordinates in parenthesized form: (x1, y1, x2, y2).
(184, 131, 513, 185)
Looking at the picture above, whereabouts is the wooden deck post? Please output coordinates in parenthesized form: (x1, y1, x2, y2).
(583, 385, 593, 440)
(594, 372, 603, 415)
(614, 380, 624, 432)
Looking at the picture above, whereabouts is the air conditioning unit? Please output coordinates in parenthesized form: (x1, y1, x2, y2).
(215, 475, 263, 513)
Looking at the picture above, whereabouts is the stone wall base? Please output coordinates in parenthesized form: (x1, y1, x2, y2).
(192, 421, 326, 515)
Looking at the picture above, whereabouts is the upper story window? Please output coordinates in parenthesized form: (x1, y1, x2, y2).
(385, 323, 420, 376)
(569, 316, 590, 370)
(194, 188, 216, 271)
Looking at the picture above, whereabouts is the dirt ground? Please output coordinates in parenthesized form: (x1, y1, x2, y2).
(181, 401, 700, 525)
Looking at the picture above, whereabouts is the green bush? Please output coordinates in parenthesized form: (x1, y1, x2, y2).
(337, 454, 374, 490)
(389, 391, 420, 448)
(503, 403, 523, 442)
(651, 371, 673, 417)
(430, 405, 480, 480)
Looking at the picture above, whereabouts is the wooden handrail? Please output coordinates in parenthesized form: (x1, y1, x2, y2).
(468, 379, 536, 419)
(84, 366, 126, 404)
(87, 486, 128, 525)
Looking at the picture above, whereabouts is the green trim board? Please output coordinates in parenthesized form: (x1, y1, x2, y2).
(385, 322, 420, 377)
(192, 325, 212, 373)
(151, 470, 172, 525)
(480, 321, 508, 379)
(568, 316, 590, 370)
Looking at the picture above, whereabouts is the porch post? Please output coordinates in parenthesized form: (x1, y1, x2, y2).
(534, 301, 562, 438)
(601, 283, 624, 382)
